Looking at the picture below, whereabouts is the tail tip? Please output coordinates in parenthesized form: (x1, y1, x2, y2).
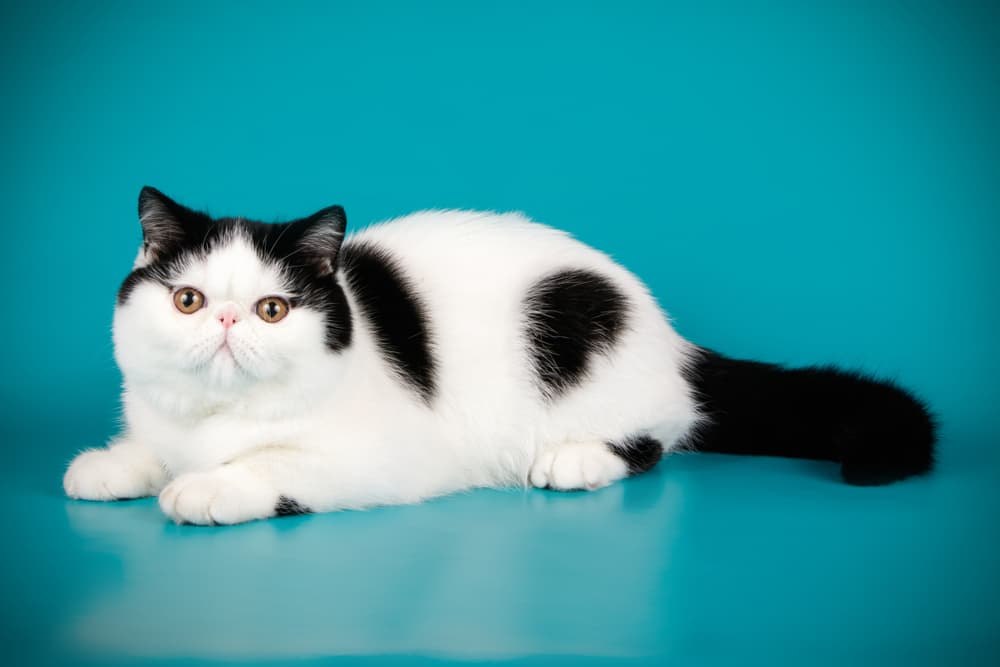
(840, 450, 934, 485)
(838, 381, 938, 486)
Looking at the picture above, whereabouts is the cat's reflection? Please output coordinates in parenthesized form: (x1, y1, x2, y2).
(63, 468, 682, 661)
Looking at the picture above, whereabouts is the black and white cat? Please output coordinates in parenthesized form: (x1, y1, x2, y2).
(63, 188, 936, 525)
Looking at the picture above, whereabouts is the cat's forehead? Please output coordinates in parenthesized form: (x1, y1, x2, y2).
(173, 232, 287, 299)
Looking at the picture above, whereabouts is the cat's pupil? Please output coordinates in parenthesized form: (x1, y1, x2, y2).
(267, 302, 278, 317)
(182, 292, 194, 307)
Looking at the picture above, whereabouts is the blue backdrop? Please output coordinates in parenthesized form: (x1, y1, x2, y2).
(2, 2, 998, 665)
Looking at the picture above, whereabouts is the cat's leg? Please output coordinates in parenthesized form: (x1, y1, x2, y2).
(158, 447, 339, 525)
(64, 438, 169, 500)
(529, 435, 663, 491)
(158, 464, 276, 526)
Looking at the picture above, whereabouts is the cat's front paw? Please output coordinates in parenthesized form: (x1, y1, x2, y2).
(158, 466, 278, 525)
(64, 448, 165, 501)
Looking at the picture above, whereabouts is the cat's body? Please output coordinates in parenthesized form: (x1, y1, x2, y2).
(64, 189, 936, 524)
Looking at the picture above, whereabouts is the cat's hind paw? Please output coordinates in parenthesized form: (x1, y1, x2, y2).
(64, 448, 165, 501)
(529, 440, 628, 491)
(158, 466, 277, 525)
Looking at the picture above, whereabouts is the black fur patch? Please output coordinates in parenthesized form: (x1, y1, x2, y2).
(683, 348, 937, 485)
(117, 265, 167, 303)
(275, 496, 311, 516)
(523, 269, 629, 400)
(118, 188, 353, 351)
(339, 241, 436, 403)
(608, 434, 663, 475)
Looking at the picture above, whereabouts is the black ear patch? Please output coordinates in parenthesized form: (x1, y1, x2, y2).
(137, 186, 210, 262)
(298, 205, 347, 277)
(523, 269, 630, 400)
(340, 241, 437, 403)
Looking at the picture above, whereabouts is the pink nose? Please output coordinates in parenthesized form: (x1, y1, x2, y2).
(218, 307, 239, 329)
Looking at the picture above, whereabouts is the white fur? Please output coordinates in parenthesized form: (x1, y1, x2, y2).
(64, 210, 700, 524)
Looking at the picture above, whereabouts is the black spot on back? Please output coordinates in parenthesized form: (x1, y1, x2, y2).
(340, 242, 436, 403)
(523, 269, 629, 400)
(607, 434, 663, 475)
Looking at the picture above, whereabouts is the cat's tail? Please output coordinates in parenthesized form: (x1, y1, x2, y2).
(682, 348, 936, 485)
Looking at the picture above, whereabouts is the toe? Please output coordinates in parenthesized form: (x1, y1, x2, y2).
(157, 468, 277, 525)
(529, 451, 556, 488)
(549, 450, 586, 490)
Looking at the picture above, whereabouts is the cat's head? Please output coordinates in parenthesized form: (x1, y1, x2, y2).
(113, 187, 352, 393)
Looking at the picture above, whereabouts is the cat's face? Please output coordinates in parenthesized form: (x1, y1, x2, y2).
(113, 188, 351, 393)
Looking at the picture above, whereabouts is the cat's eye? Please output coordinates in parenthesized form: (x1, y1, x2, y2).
(173, 287, 205, 314)
(256, 296, 290, 323)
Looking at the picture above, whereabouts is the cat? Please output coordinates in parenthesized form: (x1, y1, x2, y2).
(63, 187, 936, 525)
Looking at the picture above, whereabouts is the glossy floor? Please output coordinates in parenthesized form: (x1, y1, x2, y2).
(5, 415, 998, 666)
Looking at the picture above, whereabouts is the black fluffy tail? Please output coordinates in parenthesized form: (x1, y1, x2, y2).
(684, 349, 936, 485)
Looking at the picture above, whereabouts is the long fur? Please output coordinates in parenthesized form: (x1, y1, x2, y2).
(62, 188, 936, 524)
(683, 349, 936, 485)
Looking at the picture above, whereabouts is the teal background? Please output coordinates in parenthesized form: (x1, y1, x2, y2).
(1, 1, 998, 665)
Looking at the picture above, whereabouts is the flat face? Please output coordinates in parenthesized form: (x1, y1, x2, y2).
(115, 230, 339, 399)
(120, 235, 285, 384)
(5, 425, 997, 666)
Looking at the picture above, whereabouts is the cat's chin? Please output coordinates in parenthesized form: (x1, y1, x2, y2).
(202, 348, 253, 387)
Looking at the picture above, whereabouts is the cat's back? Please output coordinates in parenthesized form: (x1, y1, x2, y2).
(336, 209, 670, 405)
(335, 210, 690, 467)
(342, 209, 637, 297)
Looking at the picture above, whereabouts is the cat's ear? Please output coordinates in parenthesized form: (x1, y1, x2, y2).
(137, 186, 203, 263)
(298, 205, 347, 277)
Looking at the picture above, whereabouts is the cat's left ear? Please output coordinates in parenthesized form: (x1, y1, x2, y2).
(298, 205, 347, 277)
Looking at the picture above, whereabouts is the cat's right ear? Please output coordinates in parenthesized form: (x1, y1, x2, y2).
(137, 186, 198, 264)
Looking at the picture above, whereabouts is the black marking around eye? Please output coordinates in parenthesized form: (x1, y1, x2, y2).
(522, 269, 630, 400)
(242, 219, 352, 350)
(607, 434, 663, 476)
(118, 205, 354, 352)
(117, 261, 181, 304)
(340, 241, 436, 404)
(118, 266, 159, 304)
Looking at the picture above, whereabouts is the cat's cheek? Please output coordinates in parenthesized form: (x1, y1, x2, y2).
(113, 295, 182, 376)
(158, 467, 278, 525)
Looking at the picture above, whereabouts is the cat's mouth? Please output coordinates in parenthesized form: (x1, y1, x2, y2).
(215, 341, 241, 368)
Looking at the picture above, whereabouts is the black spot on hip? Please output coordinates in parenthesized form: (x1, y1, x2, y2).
(523, 269, 629, 400)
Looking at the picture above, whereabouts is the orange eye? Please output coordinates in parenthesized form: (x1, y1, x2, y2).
(173, 287, 205, 314)
(256, 296, 290, 323)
